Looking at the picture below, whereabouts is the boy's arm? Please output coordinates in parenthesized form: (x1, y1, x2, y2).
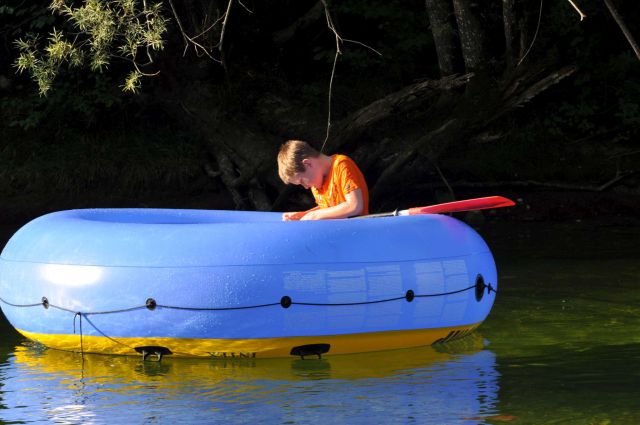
(282, 206, 321, 221)
(301, 189, 364, 220)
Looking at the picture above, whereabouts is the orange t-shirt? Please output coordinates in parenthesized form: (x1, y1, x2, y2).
(311, 154, 369, 215)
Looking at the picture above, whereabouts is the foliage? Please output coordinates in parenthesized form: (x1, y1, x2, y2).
(13, 0, 168, 95)
(0, 0, 638, 214)
(528, 1, 640, 147)
(0, 127, 202, 199)
(0, 3, 55, 33)
(0, 73, 124, 130)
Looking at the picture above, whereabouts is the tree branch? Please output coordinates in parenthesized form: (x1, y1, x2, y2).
(329, 74, 472, 150)
(566, 0, 587, 21)
(415, 172, 636, 192)
(603, 0, 640, 61)
(494, 65, 577, 122)
(319, 0, 342, 153)
(167, 0, 223, 63)
(318, 0, 381, 153)
(273, 1, 324, 46)
(218, 0, 234, 71)
(517, 0, 544, 67)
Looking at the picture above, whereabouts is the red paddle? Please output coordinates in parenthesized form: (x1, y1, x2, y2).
(357, 196, 515, 218)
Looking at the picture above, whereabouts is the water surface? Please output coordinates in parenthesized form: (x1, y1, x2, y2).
(1, 220, 639, 424)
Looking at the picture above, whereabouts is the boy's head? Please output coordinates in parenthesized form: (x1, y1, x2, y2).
(277, 140, 324, 189)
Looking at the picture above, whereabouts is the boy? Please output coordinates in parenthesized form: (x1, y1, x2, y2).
(277, 140, 369, 220)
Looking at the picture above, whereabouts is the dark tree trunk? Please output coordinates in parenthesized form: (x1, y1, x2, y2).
(195, 1, 580, 211)
(166, 1, 584, 212)
(159, 86, 280, 211)
(425, 0, 463, 76)
(502, 0, 517, 69)
(452, 0, 488, 71)
(518, 0, 537, 61)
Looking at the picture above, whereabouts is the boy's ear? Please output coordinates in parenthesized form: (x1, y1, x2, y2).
(301, 158, 312, 168)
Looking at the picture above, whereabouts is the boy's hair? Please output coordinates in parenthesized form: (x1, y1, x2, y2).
(277, 140, 320, 184)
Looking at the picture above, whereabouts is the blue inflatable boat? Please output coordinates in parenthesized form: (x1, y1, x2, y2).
(0, 209, 498, 358)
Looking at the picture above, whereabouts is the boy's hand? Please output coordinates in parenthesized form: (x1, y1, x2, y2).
(282, 211, 307, 221)
(300, 210, 319, 220)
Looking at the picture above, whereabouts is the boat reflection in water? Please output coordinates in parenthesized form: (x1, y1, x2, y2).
(1, 335, 499, 424)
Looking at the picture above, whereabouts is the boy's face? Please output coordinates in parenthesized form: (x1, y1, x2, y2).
(289, 159, 323, 189)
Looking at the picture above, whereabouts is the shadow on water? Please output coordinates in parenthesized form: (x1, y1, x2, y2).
(0, 311, 21, 348)
(476, 221, 640, 424)
(488, 341, 640, 424)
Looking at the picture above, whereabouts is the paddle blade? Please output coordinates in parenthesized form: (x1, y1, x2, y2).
(405, 196, 515, 215)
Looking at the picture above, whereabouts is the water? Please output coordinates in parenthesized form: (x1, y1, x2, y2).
(1, 220, 639, 424)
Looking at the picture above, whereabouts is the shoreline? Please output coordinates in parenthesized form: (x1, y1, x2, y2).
(2, 188, 639, 225)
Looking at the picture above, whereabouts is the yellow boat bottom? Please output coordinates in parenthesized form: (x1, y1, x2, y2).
(18, 323, 481, 358)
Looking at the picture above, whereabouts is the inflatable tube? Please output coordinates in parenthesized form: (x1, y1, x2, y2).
(0, 209, 498, 358)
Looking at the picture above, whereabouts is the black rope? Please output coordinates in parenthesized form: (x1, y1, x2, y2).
(292, 295, 406, 307)
(52, 303, 147, 315)
(415, 284, 477, 298)
(73, 312, 84, 358)
(0, 283, 495, 315)
(81, 315, 137, 350)
(156, 302, 281, 311)
(0, 282, 495, 359)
